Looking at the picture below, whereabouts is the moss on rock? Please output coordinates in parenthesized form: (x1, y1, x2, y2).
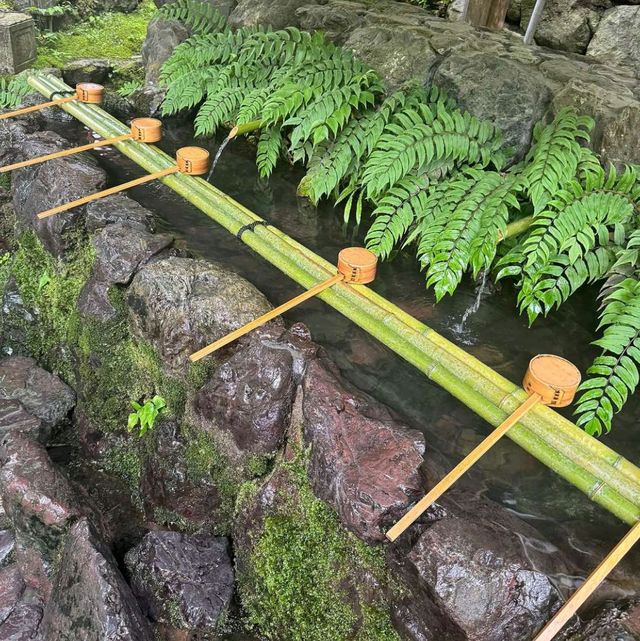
(237, 452, 401, 641)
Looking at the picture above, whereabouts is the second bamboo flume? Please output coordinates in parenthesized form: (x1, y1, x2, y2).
(1, 118, 163, 174)
(26, 73, 640, 527)
(387, 354, 582, 541)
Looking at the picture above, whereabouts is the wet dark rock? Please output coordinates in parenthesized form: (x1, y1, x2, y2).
(127, 257, 274, 374)
(0, 432, 82, 566)
(140, 420, 229, 531)
(388, 491, 567, 641)
(142, 17, 189, 86)
(558, 598, 640, 640)
(0, 357, 75, 429)
(193, 328, 302, 458)
(0, 530, 14, 567)
(62, 58, 113, 86)
(78, 223, 173, 322)
(0, 591, 44, 641)
(0, 565, 23, 625)
(0, 401, 43, 442)
(85, 194, 155, 233)
(9, 131, 106, 257)
(0, 278, 34, 357)
(302, 356, 425, 543)
(125, 530, 234, 631)
(40, 518, 154, 641)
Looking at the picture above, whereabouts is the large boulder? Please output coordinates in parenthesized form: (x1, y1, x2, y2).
(142, 17, 189, 86)
(0, 568, 43, 641)
(229, 0, 313, 29)
(388, 491, 568, 641)
(558, 598, 640, 640)
(85, 194, 155, 233)
(40, 518, 154, 641)
(9, 131, 106, 257)
(520, 0, 601, 54)
(126, 257, 274, 374)
(125, 530, 234, 633)
(344, 22, 440, 91)
(192, 327, 303, 458)
(433, 52, 552, 162)
(78, 223, 173, 322)
(0, 357, 75, 430)
(588, 5, 640, 77)
(302, 356, 425, 543)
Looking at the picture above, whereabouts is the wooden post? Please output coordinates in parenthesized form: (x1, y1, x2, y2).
(465, 0, 510, 29)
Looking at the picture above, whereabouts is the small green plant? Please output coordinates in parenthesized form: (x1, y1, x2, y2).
(0, 73, 31, 110)
(128, 395, 166, 437)
(37, 271, 51, 294)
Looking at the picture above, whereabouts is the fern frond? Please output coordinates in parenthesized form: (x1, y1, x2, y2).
(361, 105, 503, 200)
(194, 88, 241, 136)
(575, 276, 640, 435)
(159, 0, 229, 34)
(418, 169, 519, 300)
(520, 107, 594, 213)
(257, 127, 284, 179)
(365, 175, 431, 259)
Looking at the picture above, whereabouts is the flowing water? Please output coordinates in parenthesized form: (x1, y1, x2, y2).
(206, 132, 235, 182)
(61, 121, 640, 597)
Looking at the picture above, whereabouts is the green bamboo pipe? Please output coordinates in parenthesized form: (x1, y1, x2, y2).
(29, 74, 640, 505)
(27, 74, 640, 523)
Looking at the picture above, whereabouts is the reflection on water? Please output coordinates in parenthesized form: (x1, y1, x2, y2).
(60, 120, 640, 596)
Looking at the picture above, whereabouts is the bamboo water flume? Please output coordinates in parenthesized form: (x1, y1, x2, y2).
(37, 146, 211, 219)
(27, 73, 640, 526)
(190, 248, 378, 361)
(387, 355, 582, 541)
(0, 82, 104, 120)
(0, 118, 163, 174)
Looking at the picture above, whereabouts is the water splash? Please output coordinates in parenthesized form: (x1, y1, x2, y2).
(207, 130, 236, 181)
(453, 270, 489, 338)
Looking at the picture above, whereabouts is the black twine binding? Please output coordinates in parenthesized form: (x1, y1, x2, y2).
(49, 90, 75, 100)
(236, 220, 268, 240)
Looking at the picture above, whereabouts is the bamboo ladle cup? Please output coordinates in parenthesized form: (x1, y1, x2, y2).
(189, 247, 378, 362)
(386, 354, 581, 542)
(1, 118, 163, 174)
(0, 82, 104, 121)
(534, 519, 640, 640)
(36, 146, 211, 220)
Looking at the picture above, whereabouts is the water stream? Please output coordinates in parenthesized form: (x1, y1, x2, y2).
(59, 120, 640, 595)
(452, 269, 489, 342)
(206, 133, 235, 182)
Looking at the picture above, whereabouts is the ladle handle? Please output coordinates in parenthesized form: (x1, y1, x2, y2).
(190, 272, 344, 362)
(386, 392, 542, 542)
(0, 133, 132, 173)
(534, 520, 640, 641)
(0, 95, 76, 120)
(37, 165, 179, 220)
